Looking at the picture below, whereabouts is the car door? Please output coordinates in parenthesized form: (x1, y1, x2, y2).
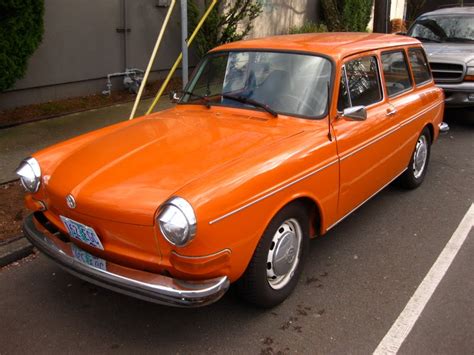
(379, 48, 417, 172)
(332, 52, 402, 222)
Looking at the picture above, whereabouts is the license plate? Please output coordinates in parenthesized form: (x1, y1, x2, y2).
(71, 244, 107, 271)
(60, 216, 104, 250)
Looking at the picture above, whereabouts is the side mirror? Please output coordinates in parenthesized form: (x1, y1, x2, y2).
(169, 91, 181, 103)
(342, 106, 367, 121)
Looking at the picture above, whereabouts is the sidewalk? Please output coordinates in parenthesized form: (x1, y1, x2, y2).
(0, 97, 172, 183)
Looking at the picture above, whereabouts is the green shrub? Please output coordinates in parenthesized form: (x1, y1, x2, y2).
(342, 0, 373, 32)
(188, 0, 263, 58)
(321, 0, 373, 32)
(289, 22, 328, 34)
(0, 0, 45, 92)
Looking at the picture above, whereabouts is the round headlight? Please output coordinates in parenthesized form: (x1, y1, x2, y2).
(16, 157, 41, 193)
(157, 197, 196, 247)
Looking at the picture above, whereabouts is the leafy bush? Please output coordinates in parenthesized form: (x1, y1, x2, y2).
(0, 0, 45, 92)
(321, 0, 373, 32)
(188, 0, 263, 58)
(289, 21, 328, 34)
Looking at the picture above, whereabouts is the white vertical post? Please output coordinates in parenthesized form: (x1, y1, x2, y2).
(181, 0, 188, 88)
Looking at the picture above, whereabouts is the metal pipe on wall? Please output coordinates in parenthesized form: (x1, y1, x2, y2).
(181, 0, 188, 88)
(123, 0, 128, 69)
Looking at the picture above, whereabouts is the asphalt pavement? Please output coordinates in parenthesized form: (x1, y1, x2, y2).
(0, 109, 472, 354)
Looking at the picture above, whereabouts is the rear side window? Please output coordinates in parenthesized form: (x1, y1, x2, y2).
(338, 56, 382, 110)
(381, 51, 412, 97)
(408, 48, 432, 85)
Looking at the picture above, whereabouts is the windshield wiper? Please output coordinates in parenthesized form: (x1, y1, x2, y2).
(222, 94, 278, 117)
(182, 91, 212, 108)
(413, 36, 441, 43)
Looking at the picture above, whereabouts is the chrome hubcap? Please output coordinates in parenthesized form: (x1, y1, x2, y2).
(413, 135, 428, 179)
(267, 218, 302, 290)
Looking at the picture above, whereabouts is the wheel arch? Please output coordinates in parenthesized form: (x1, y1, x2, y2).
(276, 195, 323, 238)
(424, 122, 434, 144)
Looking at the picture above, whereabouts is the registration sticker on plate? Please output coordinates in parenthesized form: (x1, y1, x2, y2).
(71, 244, 107, 271)
(60, 216, 104, 250)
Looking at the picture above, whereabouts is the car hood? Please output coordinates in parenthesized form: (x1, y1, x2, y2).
(423, 43, 474, 65)
(44, 108, 305, 225)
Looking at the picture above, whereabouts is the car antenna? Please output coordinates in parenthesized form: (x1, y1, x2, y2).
(327, 82, 332, 142)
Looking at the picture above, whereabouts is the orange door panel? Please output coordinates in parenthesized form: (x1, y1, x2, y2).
(332, 52, 402, 221)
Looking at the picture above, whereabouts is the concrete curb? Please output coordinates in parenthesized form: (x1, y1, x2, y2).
(0, 99, 140, 130)
(0, 237, 34, 267)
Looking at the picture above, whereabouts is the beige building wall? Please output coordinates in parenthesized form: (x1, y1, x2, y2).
(390, 0, 407, 20)
(247, 0, 320, 38)
(367, 0, 407, 32)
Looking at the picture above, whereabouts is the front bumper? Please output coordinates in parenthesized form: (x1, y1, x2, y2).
(437, 82, 474, 107)
(23, 214, 229, 307)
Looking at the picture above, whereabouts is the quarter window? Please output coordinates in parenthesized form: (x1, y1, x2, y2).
(338, 56, 382, 110)
(408, 48, 432, 85)
(337, 67, 351, 111)
(381, 51, 412, 97)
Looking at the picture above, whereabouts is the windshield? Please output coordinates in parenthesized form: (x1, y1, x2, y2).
(408, 15, 474, 43)
(181, 51, 332, 118)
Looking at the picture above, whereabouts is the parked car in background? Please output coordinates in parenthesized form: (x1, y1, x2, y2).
(408, 7, 474, 107)
(18, 33, 447, 308)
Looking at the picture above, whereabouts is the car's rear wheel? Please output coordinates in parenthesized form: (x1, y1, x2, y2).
(399, 127, 431, 189)
(237, 202, 309, 307)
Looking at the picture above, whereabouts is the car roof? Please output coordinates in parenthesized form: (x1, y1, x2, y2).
(212, 33, 421, 61)
(418, 6, 474, 16)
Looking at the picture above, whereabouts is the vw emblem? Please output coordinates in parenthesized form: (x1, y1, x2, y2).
(66, 194, 76, 209)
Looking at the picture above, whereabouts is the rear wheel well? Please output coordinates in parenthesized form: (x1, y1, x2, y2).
(425, 123, 434, 144)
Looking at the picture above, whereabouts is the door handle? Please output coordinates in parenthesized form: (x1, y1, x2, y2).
(386, 107, 397, 116)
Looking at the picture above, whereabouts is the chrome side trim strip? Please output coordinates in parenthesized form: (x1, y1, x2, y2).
(209, 159, 339, 225)
(340, 100, 443, 162)
(340, 125, 399, 161)
(209, 99, 442, 226)
(326, 167, 407, 231)
(401, 100, 443, 127)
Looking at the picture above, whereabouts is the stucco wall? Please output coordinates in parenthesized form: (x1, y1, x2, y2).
(249, 0, 319, 38)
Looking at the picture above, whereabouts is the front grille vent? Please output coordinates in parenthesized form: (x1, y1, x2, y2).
(429, 62, 465, 83)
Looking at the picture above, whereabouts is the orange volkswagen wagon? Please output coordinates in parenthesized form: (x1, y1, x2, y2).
(18, 33, 447, 308)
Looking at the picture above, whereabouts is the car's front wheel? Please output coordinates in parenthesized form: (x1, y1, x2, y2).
(237, 202, 309, 307)
(399, 127, 431, 189)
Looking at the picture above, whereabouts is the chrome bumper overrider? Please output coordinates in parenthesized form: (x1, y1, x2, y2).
(439, 122, 450, 134)
(23, 214, 229, 307)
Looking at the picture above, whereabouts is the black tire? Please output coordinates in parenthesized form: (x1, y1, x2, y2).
(236, 202, 310, 308)
(399, 127, 431, 189)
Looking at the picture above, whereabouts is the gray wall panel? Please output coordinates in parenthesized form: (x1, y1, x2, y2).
(13, 0, 123, 89)
(0, 0, 320, 110)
